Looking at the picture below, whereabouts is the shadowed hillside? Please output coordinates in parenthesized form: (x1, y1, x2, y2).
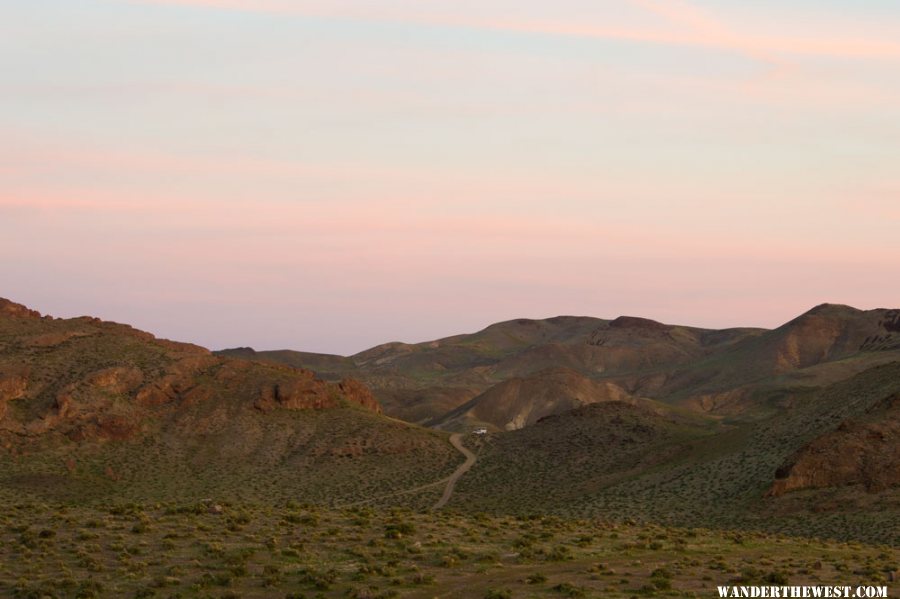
(771, 390, 900, 495)
(220, 305, 900, 433)
(658, 304, 900, 411)
(453, 361, 900, 544)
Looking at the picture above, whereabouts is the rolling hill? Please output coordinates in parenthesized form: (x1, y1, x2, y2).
(0, 298, 459, 506)
(219, 304, 900, 432)
(433, 366, 648, 431)
(452, 360, 900, 544)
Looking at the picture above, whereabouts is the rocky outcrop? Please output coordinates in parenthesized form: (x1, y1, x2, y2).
(0, 371, 28, 420)
(0, 299, 385, 448)
(338, 378, 382, 413)
(85, 366, 144, 394)
(0, 298, 42, 319)
(770, 393, 900, 495)
(254, 370, 333, 412)
(67, 415, 137, 442)
(136, 355, 217, 406)
(254, 373, 382, 414)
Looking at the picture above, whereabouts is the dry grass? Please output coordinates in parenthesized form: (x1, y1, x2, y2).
(2, 503, 896, 598)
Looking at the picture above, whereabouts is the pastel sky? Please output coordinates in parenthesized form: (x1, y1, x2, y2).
(2, 1, 899, 354)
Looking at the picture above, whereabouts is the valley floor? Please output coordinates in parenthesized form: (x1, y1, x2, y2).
(2, 503, 896, 598)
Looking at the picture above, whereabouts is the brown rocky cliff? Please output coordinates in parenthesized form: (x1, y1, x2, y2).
(0, 298, 42, 319)
(254, 374, 381, 414)
(136, 355, 218, 406)
(338, 378, 382, 414)
(253, 365, 332, 412)
(769, 393, 900, 495)
(0, 298, 385, 446)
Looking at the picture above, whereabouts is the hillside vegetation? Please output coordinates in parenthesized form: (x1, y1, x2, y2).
(453, 362, 900, 545)
(3, 503, 896, 598)
(0, 299, 459, 507)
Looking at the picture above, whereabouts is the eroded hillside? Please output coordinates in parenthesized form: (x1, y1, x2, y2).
(0, 298, 458, 506)
(221, 305, 900, 433)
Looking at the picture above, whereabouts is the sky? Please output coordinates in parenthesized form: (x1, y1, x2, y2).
(2, 1, 899, 354)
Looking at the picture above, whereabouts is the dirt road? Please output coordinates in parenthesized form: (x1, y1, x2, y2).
(432, 433, 476, 510)
(337, 432, 477, 510)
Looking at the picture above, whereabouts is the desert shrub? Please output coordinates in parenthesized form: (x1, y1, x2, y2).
(409, 572, 435, 585)
(384, 522, 415, 539)
(283, 512, 317, 526)
(574, 534, 593, 547)
(228, 563, 248, 577)
(512, 535, 534, 549)
(202, 542, 225, 557)
(298, 567, 337, 590)
(544, 545, 572, 561)
(76, 579, 104, 599)
(131, 521, 149, 534)
(651, 577, 671, 590)
(230, 510, 251, 524)
(737, 566, 762, 582)
(553, 582, 587, 597)
(347, 587, 378, 599)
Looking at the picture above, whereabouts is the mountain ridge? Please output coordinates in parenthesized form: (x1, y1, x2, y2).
(218, 303, 900, 431)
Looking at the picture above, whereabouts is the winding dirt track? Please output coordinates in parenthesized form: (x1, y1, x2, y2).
(432, 433, 477, 510)
(336, 432, 477, 509)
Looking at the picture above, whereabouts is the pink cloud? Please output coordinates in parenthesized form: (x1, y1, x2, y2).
(130, 0, 900, 62)
(5, 185, 896, 270)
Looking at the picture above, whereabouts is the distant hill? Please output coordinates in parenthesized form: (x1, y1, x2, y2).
(434, 366, 649, 431)
(216, 315, 765, 424)
(659, 303, 900, 407)
(220, 305, 900, 431)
